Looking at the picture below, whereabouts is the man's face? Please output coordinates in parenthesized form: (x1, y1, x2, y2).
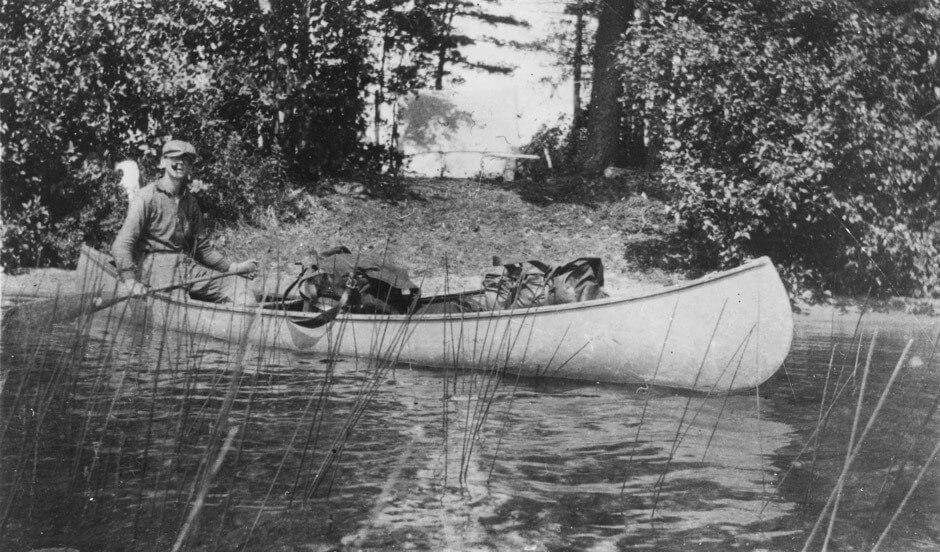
(163, 155, 193, 180)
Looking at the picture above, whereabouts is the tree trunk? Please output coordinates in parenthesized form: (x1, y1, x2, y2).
(434, 42, 447, 90)
(572, 0, 584, 130)
(578, 0, 636, 173)
(434, 2, 458, 90)
(375, 27, 388, 144)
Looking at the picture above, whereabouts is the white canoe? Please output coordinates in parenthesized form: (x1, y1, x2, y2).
(78, 245, 793, 392)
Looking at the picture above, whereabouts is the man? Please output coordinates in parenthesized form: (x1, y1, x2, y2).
(111, 139, 259, 304)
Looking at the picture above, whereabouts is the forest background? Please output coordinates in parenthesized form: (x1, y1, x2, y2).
(1, 0, 938, 299)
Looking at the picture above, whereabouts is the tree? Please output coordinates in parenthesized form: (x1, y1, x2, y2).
(0, 0, 454, 268)
(577, 0, 639, 172)
(620, 0, 940, 296)
(518, 1, 595, 133)
(571, 0, 588, 130)
(418, 0, 528, 89)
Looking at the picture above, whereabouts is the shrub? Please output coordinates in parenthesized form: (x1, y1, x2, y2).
(190, 131, 297, 226)
(518, 117, 585, 179)
(1, 159, 125, 269)
(0, 0, 432, 269)
(1, 197, 52, 269)
(621, 0, 940, 297)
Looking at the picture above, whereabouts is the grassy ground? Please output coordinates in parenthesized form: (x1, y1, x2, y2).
(212, 171, 685, 295)
(6, 173, 938, 315)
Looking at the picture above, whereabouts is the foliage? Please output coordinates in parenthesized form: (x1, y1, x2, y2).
(1, 160, 125, 269)
(621, 0, 940, 297)
(189, 130, 294, 225)
(533, 1, 596, 82)
(518, 118, 586, 180)
(521, 0, 595, 136)
(416, 0, 528, 89)
(0, 0, 485, 269)
(1, 196, 51, 269)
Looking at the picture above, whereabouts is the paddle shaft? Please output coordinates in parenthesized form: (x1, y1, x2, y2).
(91, 267, 254, 310)
(3, 267, 251, 327)
(135, 267, 252, 296)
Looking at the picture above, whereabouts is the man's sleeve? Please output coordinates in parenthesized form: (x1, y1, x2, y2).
(191, 206, 232, 273)
(111, 195, 146, 281)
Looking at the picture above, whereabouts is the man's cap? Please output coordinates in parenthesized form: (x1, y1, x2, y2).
(162, 140, 197, 159)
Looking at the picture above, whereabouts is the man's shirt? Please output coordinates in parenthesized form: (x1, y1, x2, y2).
(111, 179, 231, 280)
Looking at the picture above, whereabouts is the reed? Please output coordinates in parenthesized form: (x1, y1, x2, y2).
(869, 436, 940, 552)
(867, 329, 940, 525)
(6, 254, 936, 552)
(171, 307, 261, 550)
(821, 331, 877, 552)
(649, 299, 728, 520)
(800, 338, 913, 552)
(171, 424, 240, 552)
(701, 325, 755, 461)
(804, 344, 838, 505)
(760, 336, 878, 515)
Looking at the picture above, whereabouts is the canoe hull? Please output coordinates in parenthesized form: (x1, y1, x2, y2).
(288, 260, 794, 391)
(78, 246, 793, 392)
(77, 246, 296, 349)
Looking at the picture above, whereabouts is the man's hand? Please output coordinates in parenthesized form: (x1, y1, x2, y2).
(229, 259, 260, 280)
(118, 279, 149, 297)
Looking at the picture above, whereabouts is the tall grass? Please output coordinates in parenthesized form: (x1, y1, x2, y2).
(0, 256, 532, 549)
(2, 268, 938, 552)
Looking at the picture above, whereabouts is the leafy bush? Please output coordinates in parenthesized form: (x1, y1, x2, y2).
(1, 160, 125, 269)
(621, 0, 940, 297)
(518, 117, 586, 179)
(189, 130, 297, 225)
(1, 197, 52, 269)
(0, 0, 437, 269)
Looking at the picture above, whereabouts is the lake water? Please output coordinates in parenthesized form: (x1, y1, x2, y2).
(1, 301, 938, 551)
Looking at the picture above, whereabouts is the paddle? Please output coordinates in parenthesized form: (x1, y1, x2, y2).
(2, 268, 252, 329)
(290, 287, 351, 329)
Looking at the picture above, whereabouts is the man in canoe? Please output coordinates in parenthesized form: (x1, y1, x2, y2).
(111, 139, 259, 304)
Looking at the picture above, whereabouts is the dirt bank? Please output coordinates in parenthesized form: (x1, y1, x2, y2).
(3, 176, 939, 318)
(3, 174, 683, 304)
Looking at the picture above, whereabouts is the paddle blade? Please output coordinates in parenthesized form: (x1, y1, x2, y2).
(1, 292, 127, 329)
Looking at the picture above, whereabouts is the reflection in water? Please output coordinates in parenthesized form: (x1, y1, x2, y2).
(0, 304, 937, 551)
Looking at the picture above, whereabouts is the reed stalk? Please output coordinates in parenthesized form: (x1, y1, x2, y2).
(485, 369, 523, 486)
(762, 346, 876, 516)
(800, 339, 913, 552)
(701, 325, 755, 461)
(804, 344, 838, 504)
(459, 306, 535, 489)
(461, 314, 535, 488)
(868, 330, 940, 524)
(821, 332, 877, 552)
(243, 384, 323, 545)
(303, 308, 417, 501)
(869, 436, 940, 552)
(170, 424, 240, 552)
(171, 307, 260, 550)
(131, 302, 174, 544)
(287, 354, 336, 506)
(649, 299, 728, 519)
(869, 374, 940, 528)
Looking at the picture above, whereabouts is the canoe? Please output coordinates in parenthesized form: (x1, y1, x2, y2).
(77, 245, 793, 392)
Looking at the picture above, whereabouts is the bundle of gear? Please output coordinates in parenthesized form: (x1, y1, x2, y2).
(287, 247, 608, 315)
(287, 247, 420, 315)
(480, 257, 608, 310)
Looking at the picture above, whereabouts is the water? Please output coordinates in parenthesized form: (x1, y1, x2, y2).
(1, 303, 937, 551)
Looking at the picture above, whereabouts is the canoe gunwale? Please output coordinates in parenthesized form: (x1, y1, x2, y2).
(79, 245, 780, 324)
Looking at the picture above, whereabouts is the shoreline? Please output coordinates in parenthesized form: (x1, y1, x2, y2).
(4, 266, 937, 318)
